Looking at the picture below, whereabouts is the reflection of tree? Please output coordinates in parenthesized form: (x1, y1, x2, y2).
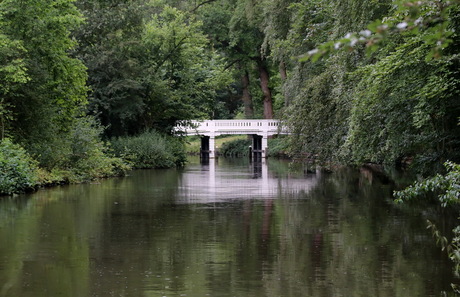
(0, 169, 182, 297)
(0, 166, 456, 297)
(0, 188, 92, 297)
(264, 167, 455, 297)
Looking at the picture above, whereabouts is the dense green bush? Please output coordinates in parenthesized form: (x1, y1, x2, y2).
(65, 117, 131, 182)
(0, 138, 39, 195)
(111, 130, 186, 168)
(219, 139, 251, 157)
(28, 116, 131, 184)
(267, 137, 290, 158)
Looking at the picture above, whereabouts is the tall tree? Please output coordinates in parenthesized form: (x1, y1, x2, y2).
(261, 0, 294, 104)
(240, 69, 254, 118)
(229, 0, 275, 118)
(75, 0, 231, 136)
(0, 0, 88, 162)
(0, 34, 28, 139)
(198, 0, 278, 119)
(281, 0, 393, 164)
(74, 0, 148, 136)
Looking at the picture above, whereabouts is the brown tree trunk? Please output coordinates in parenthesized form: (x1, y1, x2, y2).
(241, 70, 254, 118)
(279, 60, 289, 107)
(279, 60, 287, 81)
(258, 59, 273, 119)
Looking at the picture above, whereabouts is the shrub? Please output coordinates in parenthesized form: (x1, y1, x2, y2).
(21, 116, 130, 184)
(111, 130, 186, 169)
(0, 138, 39, 195)
(65, 117, 131, 182)
(267, 136, 290, 158)
(219, 139, 251, 157)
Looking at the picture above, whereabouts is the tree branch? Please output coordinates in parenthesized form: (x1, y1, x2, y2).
(190, 0, 218, 13)
(224, 59, 241, 71)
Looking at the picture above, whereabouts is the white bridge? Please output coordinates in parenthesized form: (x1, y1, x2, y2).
(176, 119, 287, 158)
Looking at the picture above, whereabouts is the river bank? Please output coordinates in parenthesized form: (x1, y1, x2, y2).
(0, 131, 186, 196)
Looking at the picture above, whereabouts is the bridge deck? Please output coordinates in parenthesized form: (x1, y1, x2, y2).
(177, 119, 286, 137)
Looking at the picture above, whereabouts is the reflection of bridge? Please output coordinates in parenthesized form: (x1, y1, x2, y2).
(176, 120, 288, 158)
(177, 160, 318, 203)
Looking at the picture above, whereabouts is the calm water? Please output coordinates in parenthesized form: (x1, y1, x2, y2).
(0, 158, 458, 297)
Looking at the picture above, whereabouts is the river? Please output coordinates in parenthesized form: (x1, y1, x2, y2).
(0, 157, 457, 296)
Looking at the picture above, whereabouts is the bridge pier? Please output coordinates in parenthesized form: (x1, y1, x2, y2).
(200, 135, 216, 159)
(252, 134, 268, 160)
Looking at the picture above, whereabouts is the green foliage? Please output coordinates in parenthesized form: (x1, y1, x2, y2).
(302, 0, 459, 61)
(0, 34, 28, 94)
(75, 1, 232, 136)
(0, 139, 38, 195)
(284, 67, 350, 163)
(395, 161, 460, 283)
(0, 33, 27, 137)
(345, 36, 460, 169)
(278, 0, 390, 164)
(65, 117, 131, 182)
(395, 161, 460, 206)
(267, 136, 290, 158)
(0, 0, 88, 154)
(111, 131, 186, 169)
(27, 116, 131, 184)
(219, 138, 251, 157)
(280, 0, 460, 172)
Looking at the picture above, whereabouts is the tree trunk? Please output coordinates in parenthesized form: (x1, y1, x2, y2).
(258, 59, 273, 119)
(279, 60, 289, 106)
(241, 70, 254, 118)
(279, 61, 287, 81)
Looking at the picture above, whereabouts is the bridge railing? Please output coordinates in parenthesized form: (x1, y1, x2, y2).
(175, 119, 287, 136)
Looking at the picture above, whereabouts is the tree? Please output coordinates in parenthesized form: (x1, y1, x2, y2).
(197, 0, 280, 119)
(75, 0, 232, 136)
(74, 0, 148, 136)
(281, 0, 389, 163)
(0, 0, 88, 165)
(345, 37, 460, 170)
(303, 0, 460, 62)
(0, 34, 28, 139)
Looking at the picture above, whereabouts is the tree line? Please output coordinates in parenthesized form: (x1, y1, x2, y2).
(0, 0, 459, 193)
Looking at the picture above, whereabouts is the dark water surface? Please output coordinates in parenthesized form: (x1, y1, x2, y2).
(0, 158, 458, 297)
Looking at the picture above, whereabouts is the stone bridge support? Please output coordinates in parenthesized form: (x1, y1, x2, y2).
(200, 135, 216, 159)
(251, 134, 268, 160)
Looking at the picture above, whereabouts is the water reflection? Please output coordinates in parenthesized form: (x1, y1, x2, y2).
(0, 158, 457, 297)
(178, 159, 318, 203)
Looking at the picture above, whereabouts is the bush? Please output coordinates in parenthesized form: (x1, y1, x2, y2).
(30, 116, 131, 184)
(64, 117, 131, 182)
(219, 139, 251, 157)
(0, 138, 39, 195)
(111, 131, 186, 169)
(19, 115, 131, 184)
(267, 136, 290, 158)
